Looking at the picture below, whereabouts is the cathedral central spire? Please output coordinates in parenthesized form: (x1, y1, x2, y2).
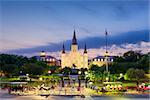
(84, 43, 87, 53)
(62, 43, 65, 53)
(72, 30, 77, 45)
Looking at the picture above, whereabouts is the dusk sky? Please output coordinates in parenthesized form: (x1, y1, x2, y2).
(0, 0, 149, 56)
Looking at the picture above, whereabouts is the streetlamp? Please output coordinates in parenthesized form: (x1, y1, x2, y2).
(120, 73, 123, 78)
(78, 71, 81, 87)
(89, 81, 93, 89)
(20, 71, 22, 75)
(39, 77, 43, 81)
(84, 71, 88, 87)
(89, 81, 93, 85)
(48, 70, 51, 75)
(84, 71, 88, 75)
(106, 77, 109, 82)
(26, 73, 29, 76)
(78, 71, 81, 75)
(26, 74, 30, 81)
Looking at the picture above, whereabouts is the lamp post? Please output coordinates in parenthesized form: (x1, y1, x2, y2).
(84, 71, 88, 87)
(48, 70, 51, 75)
(78, 71, 81, 75)
(105, 29, 109, 81)
(106, 77, 109, 82)
(20, 71, 22, 76)
(78, 71, 81, 87)
(120, 73, 123, 77)
(39, 77, 43, 81)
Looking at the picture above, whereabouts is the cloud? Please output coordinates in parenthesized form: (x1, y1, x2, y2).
(3, 30, 149, 56)
(51, 41, 150, 59)
(8, 41, 149, 59)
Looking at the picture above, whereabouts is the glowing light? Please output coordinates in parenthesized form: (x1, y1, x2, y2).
(78, 71, 81, 74)
(39, 77, 43, 81)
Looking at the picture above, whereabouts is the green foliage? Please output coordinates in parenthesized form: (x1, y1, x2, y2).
(0, 77, 20, 82)
(0, 54, 29, 67)
(137, 54, 149, 72)
(125, 68, 146, 81)
(0, 54, 49, 77)
(1, 64, 19, 76)
(40, 75, 61, 81)
(112, 51, 149, 73)
(61, 67, 72, 75)
(80, 68, 88, 75)
(108, 62, 140, 74)
(123, 50, 142, 62)
(89, 64, 105, 73)
(21, 63, 47, 75)
(48, 66, 61, 74)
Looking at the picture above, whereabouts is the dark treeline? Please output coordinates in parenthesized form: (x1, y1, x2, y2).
(0, 50, 149, 77)
(90, 51, 149, 74)
(0, 54, 49, 77)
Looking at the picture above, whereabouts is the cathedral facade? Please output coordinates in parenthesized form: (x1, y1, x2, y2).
(61, 30, 88, 69)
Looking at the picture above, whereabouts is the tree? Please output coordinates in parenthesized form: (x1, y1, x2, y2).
(1, 64, 19, 77)
(80, 68, 88, 75)
(137, 54, 149, 73)
(22, 63, 46, 75)
(47, 66, 61, 74)
(123, 51, 142, 62)
(89, 64, 105, 73)
(125, 68, 146, 86)
(114, 56, 125, 62)
(61, 67, 71, 75)
(0, 54, 50, 77)
(0, 54, 29, 67)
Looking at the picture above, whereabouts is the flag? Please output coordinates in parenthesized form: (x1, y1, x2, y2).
(105, 29, 108, 35)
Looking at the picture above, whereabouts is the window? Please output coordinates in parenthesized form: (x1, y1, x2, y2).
(53, 59, 55, 61)
(46, 59, 49, 61)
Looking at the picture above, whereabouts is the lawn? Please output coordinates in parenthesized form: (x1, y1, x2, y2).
(122, 82, 137, 87)
(0, 77, 20, 82)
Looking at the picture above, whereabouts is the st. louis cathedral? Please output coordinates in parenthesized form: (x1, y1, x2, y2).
(37, 30, 114, 68)
(61, 30, 88, 69)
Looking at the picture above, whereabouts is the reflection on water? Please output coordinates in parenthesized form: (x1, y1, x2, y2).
(1, 95, 149, 100)
(0, 90, 149, 100)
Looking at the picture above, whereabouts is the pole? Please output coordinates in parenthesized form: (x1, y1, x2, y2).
(105, 29, 109, 80)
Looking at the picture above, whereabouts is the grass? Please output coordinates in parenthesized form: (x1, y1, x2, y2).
(0, 77, 20, 82)
(145, 74, 150, 78)
(122, 82, 136, 87)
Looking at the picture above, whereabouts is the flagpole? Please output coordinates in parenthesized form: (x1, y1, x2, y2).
(105, 29, 109, 81)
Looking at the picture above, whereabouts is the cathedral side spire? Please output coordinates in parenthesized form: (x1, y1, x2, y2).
(62, 43, 65, 53)
(72, 29, 77, 45)
(84, 43, 87, 53)
(105, 29, 108, 53)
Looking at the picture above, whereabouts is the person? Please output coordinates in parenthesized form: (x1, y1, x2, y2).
(77, 86, 80, 91)
(64, 86, 67, 95)
(70, 86, 74, 95)
(58, 86, 62, 95)
(8, 87, 11, 94)
(81, 86, 85, 94)
(101, 87, 107, 93)
(95, 86, 98, 93)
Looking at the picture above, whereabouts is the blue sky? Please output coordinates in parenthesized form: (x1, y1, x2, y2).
(0, 0, 149, 53)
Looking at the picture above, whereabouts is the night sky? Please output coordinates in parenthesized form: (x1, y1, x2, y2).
(1, 0, 149, 55)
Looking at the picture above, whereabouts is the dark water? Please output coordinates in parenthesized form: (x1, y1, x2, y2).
(0, 90, 149, 100)
(0, 95, 149, 100)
